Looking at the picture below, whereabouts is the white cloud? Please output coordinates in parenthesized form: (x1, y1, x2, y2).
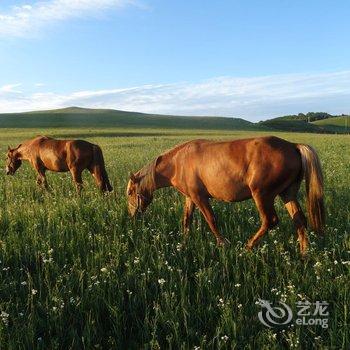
(0, 0, 135, 37)
(0, 83, 22, 93)
(1, 71, 350, 121)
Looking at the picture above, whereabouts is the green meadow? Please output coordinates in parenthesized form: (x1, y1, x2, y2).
(0, 127, 349, 349)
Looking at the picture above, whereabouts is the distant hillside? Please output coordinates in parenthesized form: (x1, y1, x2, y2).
(1, 107, 349, 134)
(0, 107, 265, 131)
(260, 112, 350, 133)
(267, 112, 334, 122)
(313, 115, 350, 133)
(259, 119, 327, 133)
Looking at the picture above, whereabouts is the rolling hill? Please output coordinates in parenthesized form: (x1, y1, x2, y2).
(0, 107, 349, 133)
(259, 112, 350, 134)
(312, 115, 350, 133)
(258, 119, 327, 133)
(0, 107, 265, 131)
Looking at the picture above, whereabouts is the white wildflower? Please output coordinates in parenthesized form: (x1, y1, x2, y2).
(221, 335, 229, 342)
(217, 298, 225, 307)
(1, 311, 9, 325)
(158, 278, 166, 286)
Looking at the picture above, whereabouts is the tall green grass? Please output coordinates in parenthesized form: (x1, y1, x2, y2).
(0, 129, 349, 349)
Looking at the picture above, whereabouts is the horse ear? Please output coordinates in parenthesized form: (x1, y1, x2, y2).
(15, 144, 22, 150)
(7, 145, 11, 151)
(129, 172, 137, 182)
(155, 155, 162, 166)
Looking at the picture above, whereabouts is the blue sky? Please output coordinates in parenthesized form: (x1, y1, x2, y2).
(0, 0, 350, 120)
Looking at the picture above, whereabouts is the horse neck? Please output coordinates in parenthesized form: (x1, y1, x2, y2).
(15, 144, 30, 161)
(138, 152, 175, 194)
(154, 154, 173, 190)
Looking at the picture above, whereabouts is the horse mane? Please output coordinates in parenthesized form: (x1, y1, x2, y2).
(136, 157, 159, 194)
(136, 140, 194, 194)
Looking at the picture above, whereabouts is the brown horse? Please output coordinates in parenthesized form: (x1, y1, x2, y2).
(127, 136, 324, 256)
(6, 136, 113, 193)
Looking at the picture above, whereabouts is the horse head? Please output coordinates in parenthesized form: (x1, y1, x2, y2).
(126, 172, 154, 217)
(5, 145, 22, 175)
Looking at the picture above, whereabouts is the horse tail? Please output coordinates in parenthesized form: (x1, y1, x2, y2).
(92, 145, 113, 192)
(296, 144, 325, 234)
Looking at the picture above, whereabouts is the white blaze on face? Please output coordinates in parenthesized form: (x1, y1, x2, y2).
(126, 179, 138, 216)
(5, 153, 13, 175)
(126, 179, 132, 195)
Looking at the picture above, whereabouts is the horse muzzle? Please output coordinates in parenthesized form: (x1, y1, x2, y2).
(127, 203, 137, 217)
(128, 202, 146, 218)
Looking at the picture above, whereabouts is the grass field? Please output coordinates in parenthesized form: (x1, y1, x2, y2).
(0, 128, 349, 349)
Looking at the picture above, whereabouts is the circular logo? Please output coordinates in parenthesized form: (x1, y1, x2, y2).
(258, 299, 293, 328)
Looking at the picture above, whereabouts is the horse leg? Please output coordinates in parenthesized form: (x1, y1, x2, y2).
(37, 174, 48, 189)
(246, 192, 278, 250)
(70, 166, 83, 194)
(192, 196, 228, 245)
(88, 166, 105, 192)
(280, 185, 308, 256)
(34, 165, 48, 190)
(36, 175, 43, 186)
(183, 197, 195, 235)
(285, 200, 308, 256)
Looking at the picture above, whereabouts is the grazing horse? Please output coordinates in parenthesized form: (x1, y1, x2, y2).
(6, 136, 113, 193)
(126, 136, 324, 256)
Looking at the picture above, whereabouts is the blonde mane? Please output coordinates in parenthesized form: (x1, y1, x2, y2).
(136, 157, 159, 194)
(136, 140, 193, 193)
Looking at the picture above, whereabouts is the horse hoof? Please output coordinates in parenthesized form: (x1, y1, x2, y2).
(300, 252, 308, 261)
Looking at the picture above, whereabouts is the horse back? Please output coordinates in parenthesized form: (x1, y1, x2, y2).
(170, 137, 301, 201)
(30, 137, 96, 172)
